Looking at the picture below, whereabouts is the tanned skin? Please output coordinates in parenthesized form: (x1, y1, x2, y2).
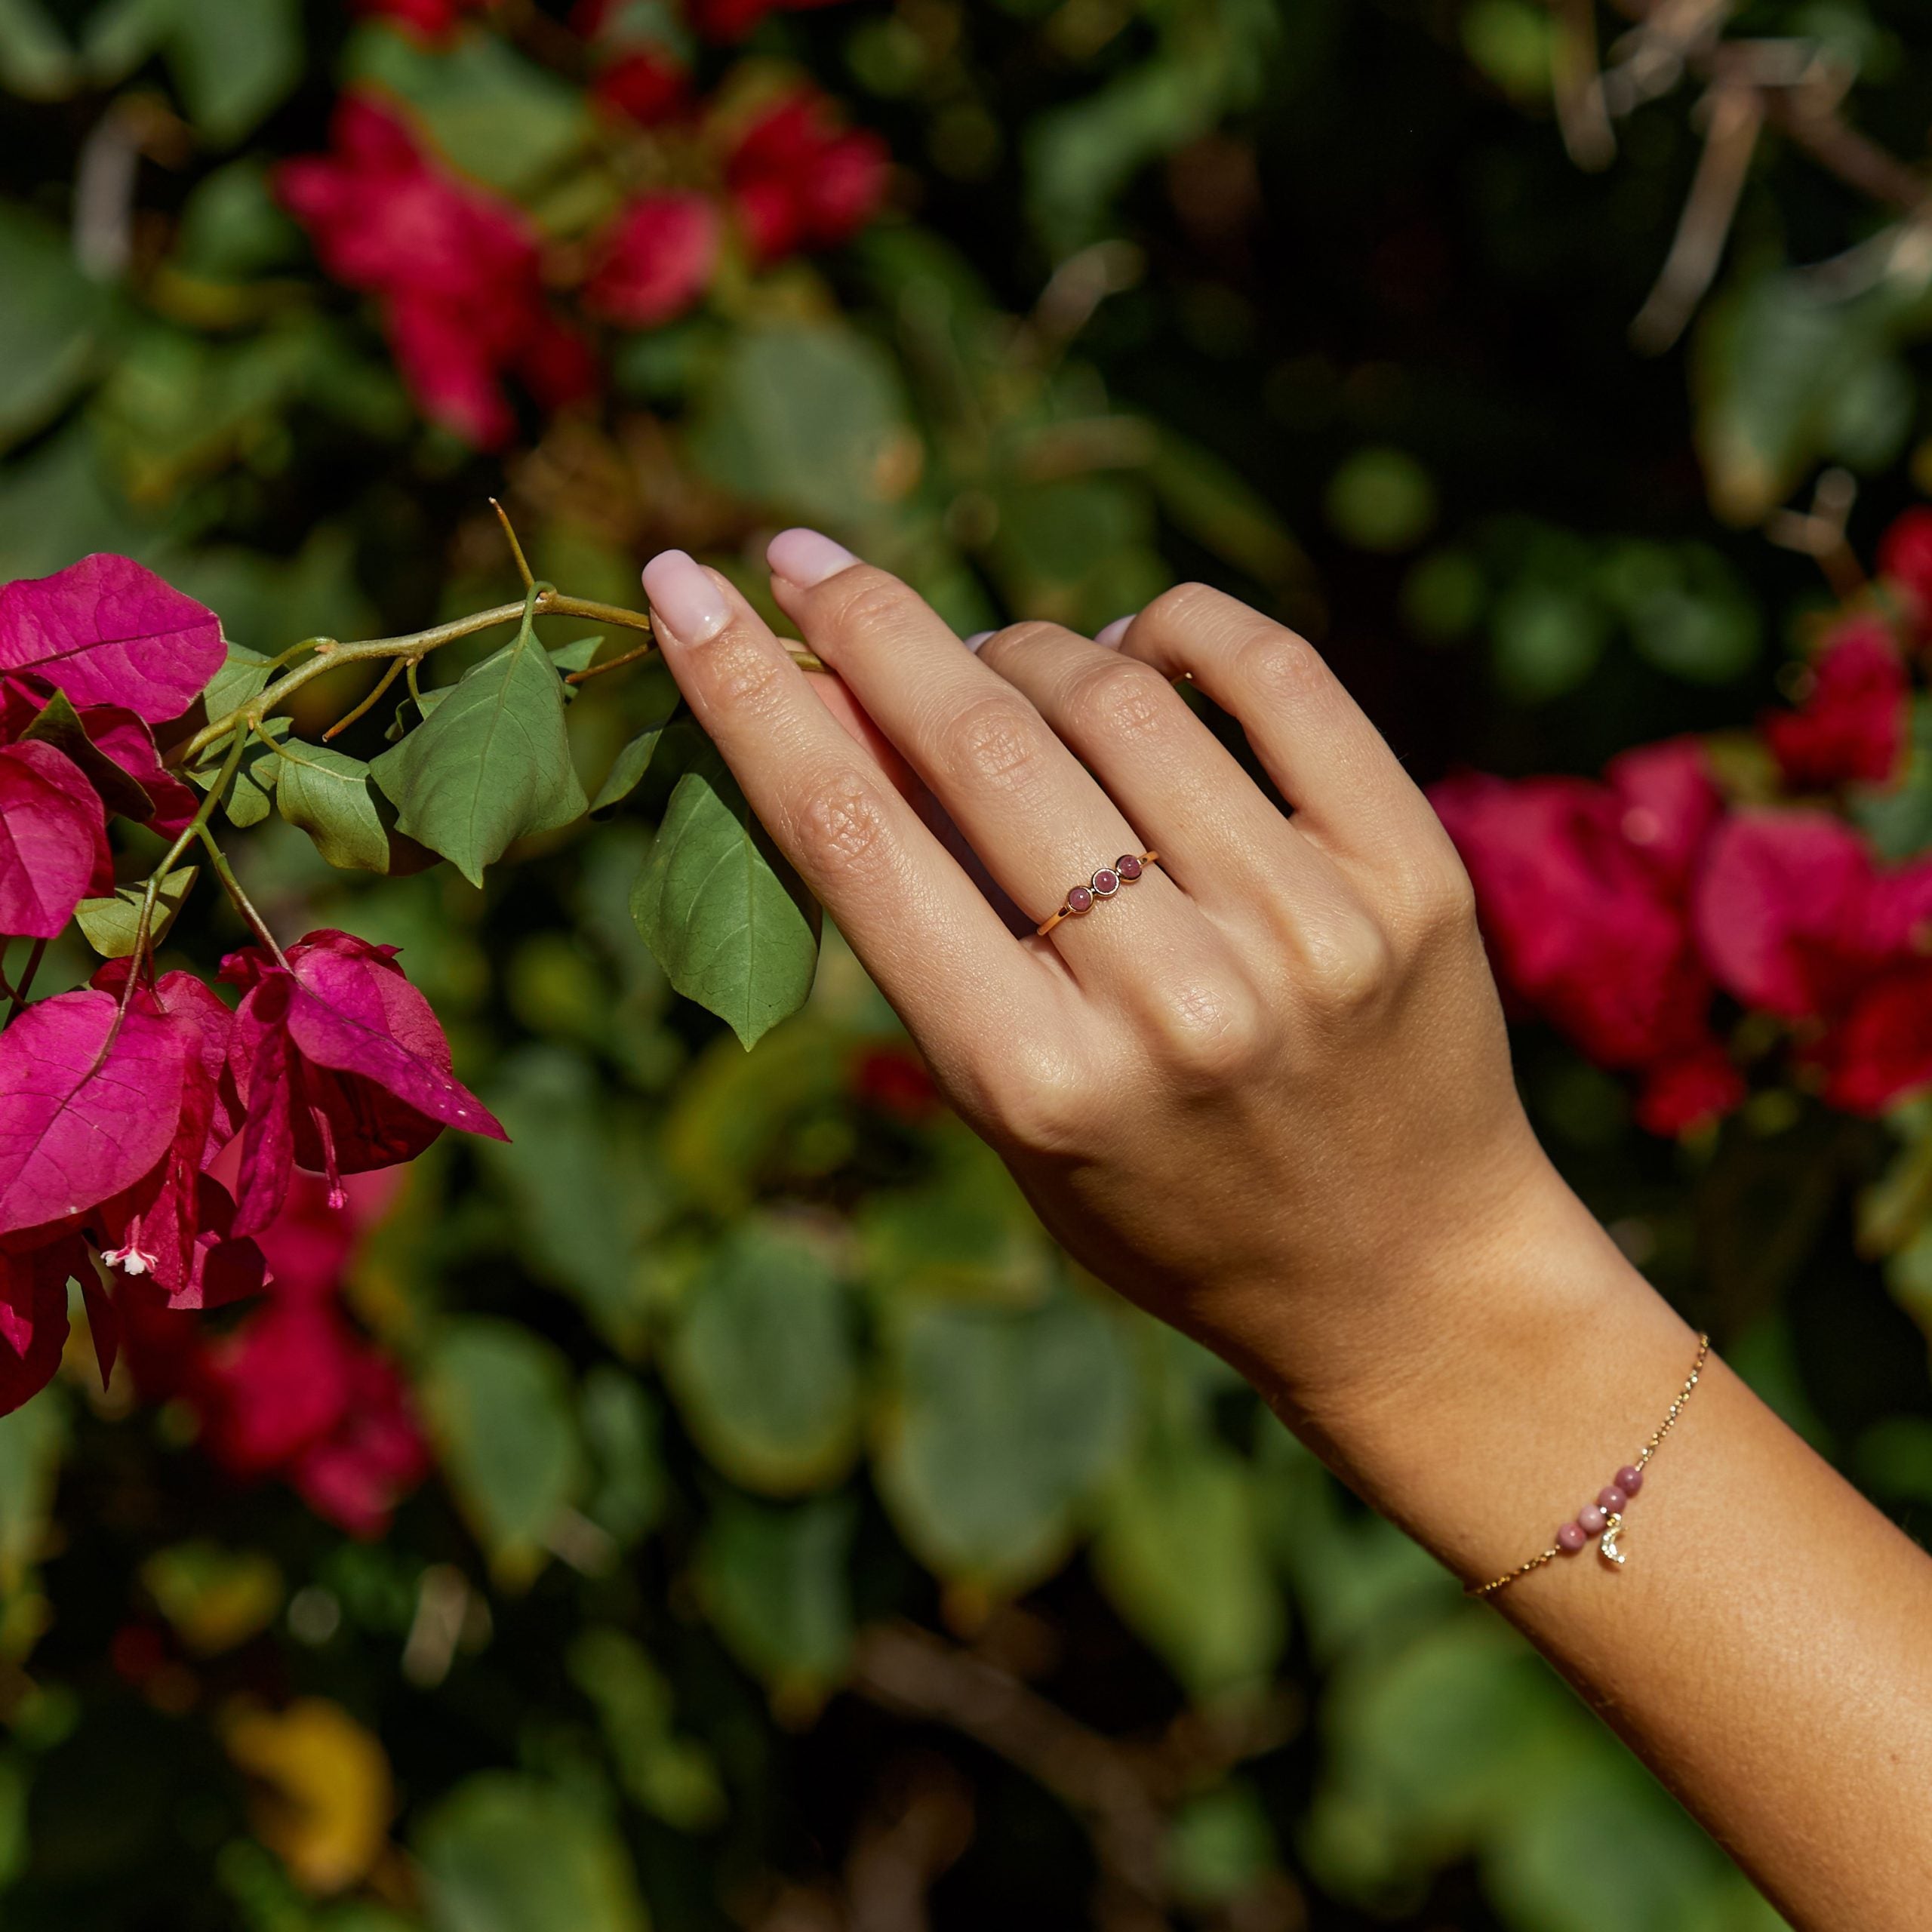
(632, 529, 1932, 1932)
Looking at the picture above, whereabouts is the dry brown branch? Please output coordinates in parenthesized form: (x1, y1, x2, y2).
(849, 1620, 1304, 1932)
(1629, 81, 1764, 352)
(1551, 0, 1617, 169)
(844, 1755, 976, 1932)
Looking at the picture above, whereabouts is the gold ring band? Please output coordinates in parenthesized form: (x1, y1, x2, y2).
(1035, 851, 1161, 937)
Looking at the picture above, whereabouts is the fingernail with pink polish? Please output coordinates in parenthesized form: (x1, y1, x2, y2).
(642, 551, 730, 646)
(963, 630, 994, 653)
(768, 528, 858, 589)
(1094, 615, 1134, 649)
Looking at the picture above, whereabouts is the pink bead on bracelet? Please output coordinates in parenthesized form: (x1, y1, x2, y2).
(1469, 1332, 1709, 1598)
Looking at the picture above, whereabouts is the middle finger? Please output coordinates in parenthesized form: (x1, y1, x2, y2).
(766, 530, 1196, 979)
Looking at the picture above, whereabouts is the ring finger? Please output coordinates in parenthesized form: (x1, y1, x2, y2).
(766, 531, 1198, 980)
(972, 618, 1321, 922)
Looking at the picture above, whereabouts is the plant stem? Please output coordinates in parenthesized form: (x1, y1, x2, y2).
(198, 826, 286, 965)
(5, 939, 47, 1023)
(119, 731, 248, 1019)
(491, 498, 535, 589)
(321, 656, 408, 741)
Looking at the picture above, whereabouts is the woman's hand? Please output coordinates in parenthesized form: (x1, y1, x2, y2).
(638, 531, 1561, 1432)
(643, 534, 1932, 1930)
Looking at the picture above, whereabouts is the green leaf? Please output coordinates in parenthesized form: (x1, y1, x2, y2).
(1694, 265, 1932, 524)
(689, 324, 914, 526)
(196, 639, 273, 722)
(345, 24, 592, 198)
(667, 1218, 861, 1496)
(629, 741, 821, 1049)
(876, 1287, 1136, 1590)
(568, 1629, 726, 1833)
(480, 1047, 662, 1353)
(1166, 1784, 1281, 1909)
(0, 207, 112, 452)
(18, 690, 153, 820)
(580, 1368, 666, 1550)
(420, 1320, 586, 1589)
(1024, 0, 1276, 254)
(857, 1122, 1057, 1306)
(550, 635, 604, 677)
(75, 866, 198, 959)
(696, 1492, 855, 1703)
(1093, 1433, 1285, 1702)
(590, 685, 681, 815)
(1324, 447, 1438, 553)
(158, 0, 300, 143)
(0, 1386, 65, 1596)
(416, 1774, 649, 1932)
(1151, 430, 1310, 590)
(192, 717, 288, 827)
(371, 616, 588, 887)
(0, 0, 76, 100)
(272, 738, 400, 874)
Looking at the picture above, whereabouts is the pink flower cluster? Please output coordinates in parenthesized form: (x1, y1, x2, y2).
(278, 2, 887, 447)
(0, 555, 506, 1428)
(1435, 514, 1932, 1134)
(122, 1171, 429, 1537)
(0, 555, 217, 937)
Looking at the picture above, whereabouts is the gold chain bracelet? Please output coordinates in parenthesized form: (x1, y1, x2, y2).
(1468, 1332, 1711, 1599)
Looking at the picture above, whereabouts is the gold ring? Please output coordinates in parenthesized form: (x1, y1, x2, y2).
(1035, 851, 1161, 937)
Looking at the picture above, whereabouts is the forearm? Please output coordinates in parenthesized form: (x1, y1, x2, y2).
(1253, 1172, 1932, 1930)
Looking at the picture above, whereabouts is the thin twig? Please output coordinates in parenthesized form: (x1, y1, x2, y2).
(5, 940, 47, 1023)
(565, 639, 657, 685)
(321, 656, 408, 740)
(1629, 81, 1764, 351)
(197, 827, 287, 965)
(1551, 0, 1617, 169)
(120, 731, 247, 1020)
(490, 497, 536, 590)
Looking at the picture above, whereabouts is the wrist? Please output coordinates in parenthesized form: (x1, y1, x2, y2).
(1242, 1159, 1697, 1586)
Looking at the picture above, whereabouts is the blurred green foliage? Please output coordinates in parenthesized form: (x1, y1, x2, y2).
(5, 0, 1932, 1927)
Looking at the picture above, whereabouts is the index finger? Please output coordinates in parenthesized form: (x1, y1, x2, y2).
(638, 549, 1036, 1048)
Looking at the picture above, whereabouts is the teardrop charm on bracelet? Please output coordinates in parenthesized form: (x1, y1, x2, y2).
(1599, 1512, 1626, 1566)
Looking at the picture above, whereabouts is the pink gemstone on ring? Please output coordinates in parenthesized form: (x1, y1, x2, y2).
(1066, 884, 1094, 915)
(1116, 854, 1144, 881)
(1091, 868, 1121, 897)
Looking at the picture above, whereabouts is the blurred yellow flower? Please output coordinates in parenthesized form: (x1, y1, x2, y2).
(223, 1697, 395, 1896)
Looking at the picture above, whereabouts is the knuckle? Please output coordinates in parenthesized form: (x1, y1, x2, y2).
(822, 568, 915, 651)
(946, 690, 1049, 794)
(792, 767, 896, 878)
(1066, 655, 1173, 744)
(983, 1040, 1091, 1157)
(1232, 623, 1323, 703)
(1388, 851, 1479, 946)
(1143, 580, 1228, 635)
(1300, 911, 1396, 1018)
(1146, 974, 1268, 1084)
(702, 631, 789, 716)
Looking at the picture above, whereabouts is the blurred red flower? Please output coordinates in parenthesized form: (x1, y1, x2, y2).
(1878, 507, 1932, 631)
(278, 94, 594, 447)
(590, 48, 691, 125)
(126, 1170, 428, 1538)
(1694, 811, 1932, 1112)
(727, 91, 889, 264)
(689, 0, 851, 41)
(1431, 741, 1721, 1074)
(583, 192, 720, 326)
(352, 0, 496, 35)
(1762, 618, 1908, 791)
